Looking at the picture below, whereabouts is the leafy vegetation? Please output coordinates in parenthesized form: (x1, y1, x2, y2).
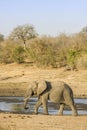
(9, 24, 38, 49)
(0, 25, 87, 69)
(0, 33, 4, 42)
(12, 46, 25, 63)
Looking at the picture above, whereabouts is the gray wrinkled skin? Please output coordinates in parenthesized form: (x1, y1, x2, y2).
(24, 80, 78, 116)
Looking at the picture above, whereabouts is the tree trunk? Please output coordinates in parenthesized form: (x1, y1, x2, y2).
(23, 40, 26, 50)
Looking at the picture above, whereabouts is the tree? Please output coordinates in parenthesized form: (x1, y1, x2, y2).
(9, 24, 38, 49)
(81, 26, 87, 35)
(0, 33, 4, 42)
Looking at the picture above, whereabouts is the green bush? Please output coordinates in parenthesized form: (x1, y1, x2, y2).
(66, 49, 80, 69)
(0, 44, 14, 63)
(28, 40, 58, 68)
(12, 46, 25, 63)
(0, 32, 87, 69)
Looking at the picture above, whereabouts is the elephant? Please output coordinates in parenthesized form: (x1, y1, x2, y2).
(24, 80, 78, 116)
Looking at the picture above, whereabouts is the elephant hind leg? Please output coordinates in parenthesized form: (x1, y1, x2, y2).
(65, 97, 78, 116)
(70, 104, 78, 116)
(58, 103, 65, 116)
(63, 90, 78, 116)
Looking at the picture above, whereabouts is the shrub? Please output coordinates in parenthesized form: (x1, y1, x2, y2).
(28, 39, 58, 68)
(76, 54, 87, 69)
(66, 49, 80, 69)
(12, 46, 25, 63)
(0, 31, 87, 69)
(0, 43, 14, 63)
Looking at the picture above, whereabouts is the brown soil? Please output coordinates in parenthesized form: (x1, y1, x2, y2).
(0, 63, 87, 97)
(0, 113, 87, 130)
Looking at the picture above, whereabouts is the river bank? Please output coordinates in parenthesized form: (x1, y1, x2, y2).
(0, 63, 87, 98)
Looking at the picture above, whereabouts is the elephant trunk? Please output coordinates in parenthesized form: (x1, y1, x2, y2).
(24, 95, 32, 109)
(24, 98, 29, 109)
(24, 88, 33, 109)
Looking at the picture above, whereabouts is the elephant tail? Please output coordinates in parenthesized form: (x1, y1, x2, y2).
(70, 88, 75, 105)
(63, 83, 75, 105)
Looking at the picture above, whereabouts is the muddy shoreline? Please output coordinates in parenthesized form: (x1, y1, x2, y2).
(0, 64, 87, 98)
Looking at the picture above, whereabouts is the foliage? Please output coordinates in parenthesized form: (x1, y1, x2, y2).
(28, 38, 58, 67)
(76, 54, 87, 69)
(81, 26, 87, 34)
(66, 49, 80, 68)
(0, 42, 14, 63)
(9, 24, 38, 49)
(0, 26, 87, 69)
(0, 40, 25, 64)
(0, 33, 4, 42)
(12, 46, 25, 63)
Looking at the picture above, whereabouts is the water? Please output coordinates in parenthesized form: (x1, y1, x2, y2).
(0, 97, 87, 115)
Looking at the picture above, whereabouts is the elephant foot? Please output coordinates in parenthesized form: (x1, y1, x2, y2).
(57, 112, 63, 116)
(34, 112, 38, 115)
(72, 112, 78, 116)
(34, 110, 38, 115)
(34, 108, 38, 115)
(34, 109, 38, 114)
(43, 113, 49, 115)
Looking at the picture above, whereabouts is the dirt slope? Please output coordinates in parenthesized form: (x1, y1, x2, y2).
(0, 63, 87, 97)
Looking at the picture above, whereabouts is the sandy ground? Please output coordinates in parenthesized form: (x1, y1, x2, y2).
(0, 63, 87, 130)
(0, 113, 87, 130)
(0, 63, 87, 97)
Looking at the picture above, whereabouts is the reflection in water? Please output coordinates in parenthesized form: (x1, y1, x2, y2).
(0, 97, 87, 115)
(11, 103, 23, 112)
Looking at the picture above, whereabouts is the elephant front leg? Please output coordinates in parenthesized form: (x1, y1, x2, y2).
(42, 96, 48, 115)
(43, 102, 48, 115)
(34, 97, 42, 114)
(58, 103, 65, 116)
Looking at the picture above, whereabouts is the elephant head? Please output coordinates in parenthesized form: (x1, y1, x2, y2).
(24, 80, 47, 109)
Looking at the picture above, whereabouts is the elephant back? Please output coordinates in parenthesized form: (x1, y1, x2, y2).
(50, 80, 65, 89)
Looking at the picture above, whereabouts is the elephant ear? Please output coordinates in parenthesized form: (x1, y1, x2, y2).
(37, 80, 47, 96)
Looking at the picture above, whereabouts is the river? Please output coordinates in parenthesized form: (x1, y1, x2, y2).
(0, 97, 87, 115)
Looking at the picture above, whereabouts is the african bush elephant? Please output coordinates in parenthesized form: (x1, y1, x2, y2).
(24, 80, 78, 116)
